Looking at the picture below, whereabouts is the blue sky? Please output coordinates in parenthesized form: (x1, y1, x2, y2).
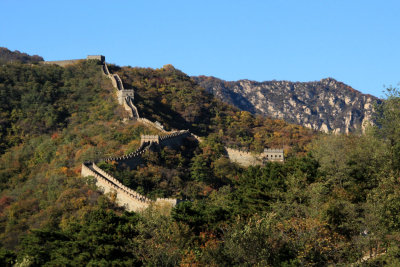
(1, 0, 399, 97)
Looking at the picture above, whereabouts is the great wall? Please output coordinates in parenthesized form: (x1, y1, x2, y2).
(82, 56, 190, 211)
(44, 55, 284, 212)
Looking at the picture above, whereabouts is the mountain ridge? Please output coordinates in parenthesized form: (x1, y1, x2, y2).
(193, 75, 380, 133)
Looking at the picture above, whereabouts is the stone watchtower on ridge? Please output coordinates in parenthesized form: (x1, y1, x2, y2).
(87, 55, 105, 63)
(263, 148, 284, 162)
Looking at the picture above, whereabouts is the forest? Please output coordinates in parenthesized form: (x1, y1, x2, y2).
(0, 58, 400, 266)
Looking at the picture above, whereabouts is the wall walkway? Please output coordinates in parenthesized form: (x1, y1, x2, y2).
(82, 161, 177, 212)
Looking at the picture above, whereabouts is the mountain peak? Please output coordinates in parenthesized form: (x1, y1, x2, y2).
(194, 76, 379, 133)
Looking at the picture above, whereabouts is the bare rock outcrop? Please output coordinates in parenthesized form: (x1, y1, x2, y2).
(193, 76, 380, 133)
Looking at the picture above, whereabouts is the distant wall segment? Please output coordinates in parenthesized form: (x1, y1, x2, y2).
(42, 55, 105, 67)
(42, 59, 84, 67)
(225, 147, 285, 167)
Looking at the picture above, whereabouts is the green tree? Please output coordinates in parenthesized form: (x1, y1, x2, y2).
(17, 209, 140, 266)
(374, 86, 400, 175)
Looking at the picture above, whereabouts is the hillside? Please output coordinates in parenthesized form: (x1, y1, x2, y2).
(0, 47, 43, 64)
(114, 64, 316, 152)
(0, 57, 316, 251)
(193, 76, 380, 133)
(0, 54, 400, 265)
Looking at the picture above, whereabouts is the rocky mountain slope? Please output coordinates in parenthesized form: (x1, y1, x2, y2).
(193, 76, 380, 133)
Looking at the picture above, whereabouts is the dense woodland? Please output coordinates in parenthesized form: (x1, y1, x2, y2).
(0, 55, 399, 266)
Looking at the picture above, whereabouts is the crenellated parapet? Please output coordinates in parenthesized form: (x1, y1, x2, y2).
(102, 141, 150, 163)
(82, 161, 180, 211)
(141, 135, 160, 145)
(81, 162, 152, 212)
(103, 130, 192, 170)
(158, 130, 190, 148)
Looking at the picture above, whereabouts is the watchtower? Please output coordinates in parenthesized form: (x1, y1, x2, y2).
(263, 148, 284, 162)
(86, 55, 105, 63)
(140, 135, 160, 145)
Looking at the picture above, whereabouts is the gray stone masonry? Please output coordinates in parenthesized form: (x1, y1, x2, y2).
(141, 135, 160, 145)
(263, 148, 284, 162)
(42, 55, 105, 67)
(87, 55, 105, 63)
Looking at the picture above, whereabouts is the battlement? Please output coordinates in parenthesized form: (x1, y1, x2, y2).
(141, 135, 160, 145)
(264, 148, 284, 153)
(225, 148, 263, 167)
(81, 162, 151, 212)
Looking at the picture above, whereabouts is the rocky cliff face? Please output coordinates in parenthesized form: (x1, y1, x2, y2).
(193, 76, 380, 133)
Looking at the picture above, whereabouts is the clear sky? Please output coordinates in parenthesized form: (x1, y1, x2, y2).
(1, 0, 399, 97)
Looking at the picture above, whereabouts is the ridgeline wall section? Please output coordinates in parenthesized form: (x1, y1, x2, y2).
(41, 59, 85, 67)
(81, 57, 192, 211)
(61, 55, 284, 211)
(226, 148, 264, 167)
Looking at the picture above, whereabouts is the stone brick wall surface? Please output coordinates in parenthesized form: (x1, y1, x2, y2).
(41, 59, 84, 67)
(225, 148, 264, 167)
(81, 162, 151, 212)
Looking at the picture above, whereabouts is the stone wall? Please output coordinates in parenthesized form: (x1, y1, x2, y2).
(125, 97, 140, 119)
(159, 130, 190, 149)
(102, 62, 111, 76)
(103, 141, 151, 170)
(42, 55, 104, 67)
(75, 57, 191, 212)
(107, 131, 191, 170)
(81, 162, 152, 212)
(42, 59, 84, 67)
(82, 161, 183, 212)
(226, 147, 285, 166)
(120, 90, 135, 105)
(137, 118, 167, 133)
(225, 148, 264, 167)
(141, 135, 160, 145)
(102, 62, 140, 118)
(123, 97, 141, 119)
